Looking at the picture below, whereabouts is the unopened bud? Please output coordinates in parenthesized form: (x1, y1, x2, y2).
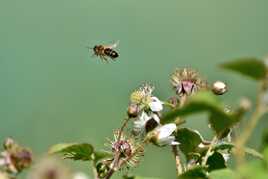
(3, 138, 14, 150)
(211, 81, 227, 95)
(168, 96, 179, 108)
(239, 97, 252, 111)
(127, 104, 139, 118)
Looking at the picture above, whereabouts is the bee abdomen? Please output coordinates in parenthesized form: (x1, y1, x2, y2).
(104, 48, 119, 59)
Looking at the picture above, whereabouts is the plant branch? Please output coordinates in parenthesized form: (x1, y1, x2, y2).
(105, 116, 131, 179)
(170, 94, 187, 176)
(234, 82, 266, 167)
(172, 145, 183, 175)
(202, 136, 218, 166)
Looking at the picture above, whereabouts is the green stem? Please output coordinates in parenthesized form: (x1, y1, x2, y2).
(235, 82, 266, 167)
(202, 136, 218, 166)
(172, 145, 184, 175)
(170, 94, 187, 176)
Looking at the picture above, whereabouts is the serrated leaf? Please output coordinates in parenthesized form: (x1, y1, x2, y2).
(209, 169, 235, 179)
(206, 152, 226, 172)
(178, 166, 208, 179)
(220, 58, 266, 80)
(48, 143, 94, 161)
(175, 128, 203, 160)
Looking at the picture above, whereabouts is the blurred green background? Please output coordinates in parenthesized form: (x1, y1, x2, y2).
(1, 0, 268, 178)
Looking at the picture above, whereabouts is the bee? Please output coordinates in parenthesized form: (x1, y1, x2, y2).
(88, 41, 119, 62)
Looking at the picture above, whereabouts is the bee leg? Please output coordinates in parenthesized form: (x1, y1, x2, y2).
(100, 55, 108, 63)
(103, 56, 109, 63)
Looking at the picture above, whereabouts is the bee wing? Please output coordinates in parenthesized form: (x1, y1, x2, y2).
(104, 40, 119, 49)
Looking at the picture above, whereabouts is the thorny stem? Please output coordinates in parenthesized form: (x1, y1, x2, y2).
(171, 94, 187, 176)
(163, 101, 176, 108)
(118, 116, 131, 141)
(202, 136, 218, 166)
(105, 116, 131, 179)
(172, 145, 184, 175)
(179, 95, 187, 108)
(104, 152, 119, 179)
(235, 82, 266, 167)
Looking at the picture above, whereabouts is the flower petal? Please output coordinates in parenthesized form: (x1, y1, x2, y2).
(133, 112, 150, 134)
(157, 136, 179, 146)
(157, 124, 177, 139)
(149, 97, 163, 112)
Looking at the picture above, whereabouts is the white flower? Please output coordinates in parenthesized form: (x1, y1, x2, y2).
(222, 153, 230, 162)
(133, 112, 160, 135)
(73, 172, 89, 179)
(148, 96, 163, 112)
(154, 124, 179, 146)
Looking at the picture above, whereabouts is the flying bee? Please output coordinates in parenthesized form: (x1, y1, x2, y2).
(88, 41, 119, 62)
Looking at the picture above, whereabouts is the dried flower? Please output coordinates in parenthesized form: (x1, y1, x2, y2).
(211, 81, 228, 95)
(0, 138, 32, 174)
(170, 68, 207, 96)
(107, 131, 143, 168)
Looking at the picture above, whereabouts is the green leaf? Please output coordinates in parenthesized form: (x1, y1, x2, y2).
(213, 142, 234, 152)
(135, 177, 162, 179)
(209, 169, 235, 179)
(162, 92, 224, 123)
(162, 92, 240, 136)
(206, 152, 226, 172)
(220, 58, 266, 80)
(93, 150, 113, 163)
(48, 143, 94, 161)
(123, 176, 162, 179)
(175, 128, 203, 159)
(238, 160, 268, 179)
(178, 166, 208, 179)
(208, 113, 238, 137)
(213, 142, 263, 160)
(244, 147, 264, 160)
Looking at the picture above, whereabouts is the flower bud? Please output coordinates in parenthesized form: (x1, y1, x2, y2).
(127, 103, 139, 118)
(239, 97, 252, 111)
(211, 81, 227, 95)
(96, 161, 110, 178)
(3, 138, 14, 150)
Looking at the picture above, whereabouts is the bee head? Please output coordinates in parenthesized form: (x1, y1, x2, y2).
(93, 45, 98, 51)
